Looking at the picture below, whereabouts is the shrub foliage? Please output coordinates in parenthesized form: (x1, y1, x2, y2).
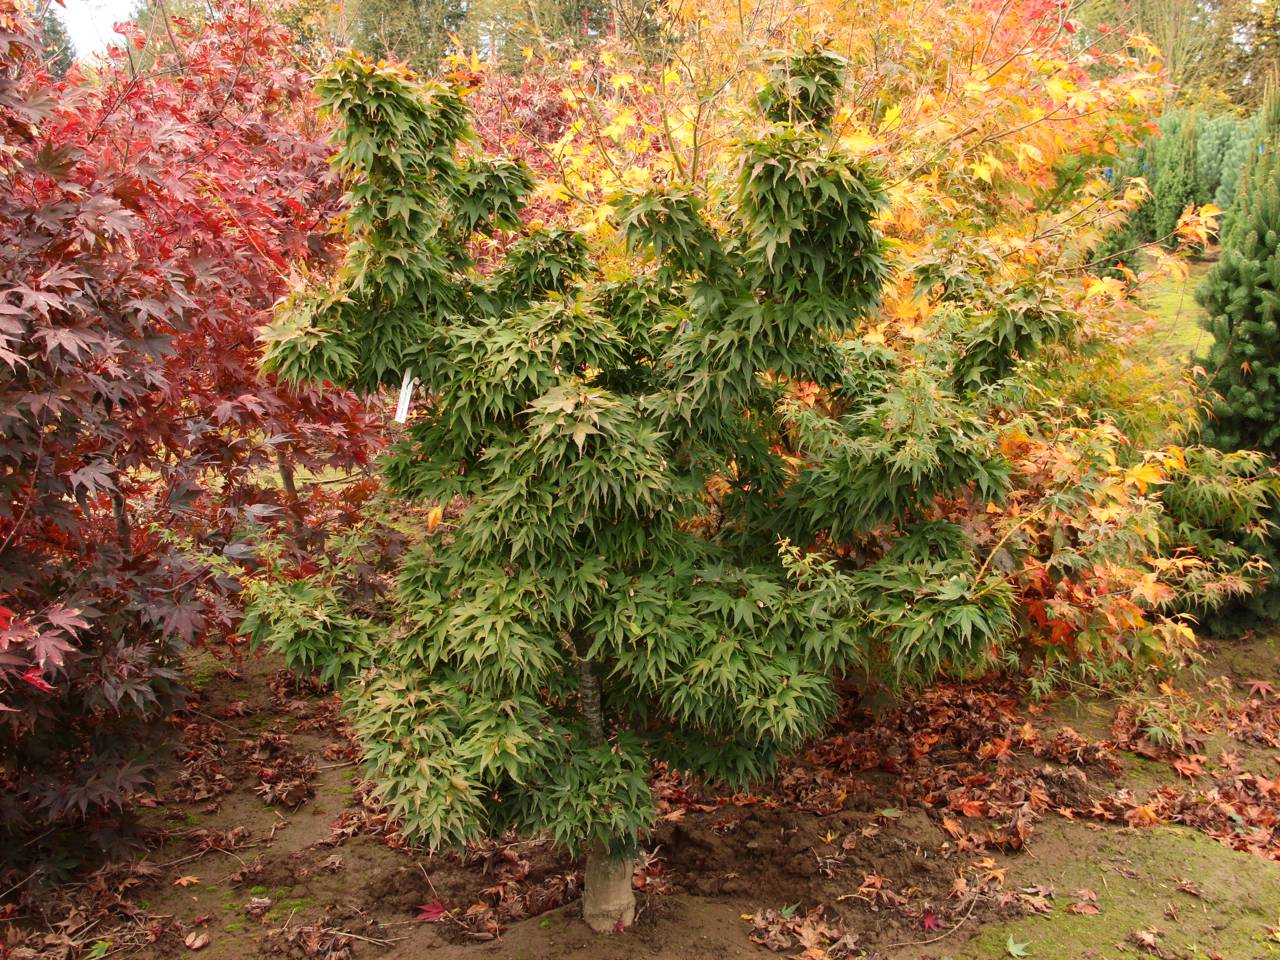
(260, 47, 1019, 919)
(0, 1, 380, 869)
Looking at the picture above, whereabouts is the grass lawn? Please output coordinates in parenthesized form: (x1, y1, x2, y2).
(1133, 251, 1216, 365)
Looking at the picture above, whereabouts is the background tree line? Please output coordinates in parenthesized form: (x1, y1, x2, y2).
(1082, 0, 1280, 108)
(47, 0, 623, 71)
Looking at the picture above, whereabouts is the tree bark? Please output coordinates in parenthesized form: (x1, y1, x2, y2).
(112, 489, 131, 553)
(576, 653, 606, 744)
(575, 652, 636, 932)
(582, 844, 636, 933)
(275, 449, 306, 546)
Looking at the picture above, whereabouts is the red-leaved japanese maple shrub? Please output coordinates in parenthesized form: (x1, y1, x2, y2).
(0, 0, 380, 875)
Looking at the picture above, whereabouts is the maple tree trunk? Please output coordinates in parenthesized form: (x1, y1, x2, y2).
(576, 653, 605, 744)
(575, 652, 636, 932)
(582, 845, 635, 933)
(522, 0, 543, 35)
(610, 0, 626, 40)
(112, 490, 131, 553)
(275, 449, 306, 545)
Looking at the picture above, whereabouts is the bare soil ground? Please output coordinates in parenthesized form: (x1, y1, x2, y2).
(7, 635, 1280, 960)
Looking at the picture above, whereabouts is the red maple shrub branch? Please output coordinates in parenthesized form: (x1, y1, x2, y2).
(0, 0, 381, 870)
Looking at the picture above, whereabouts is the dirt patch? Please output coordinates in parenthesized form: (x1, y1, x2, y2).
(9, 637, 1280, 960)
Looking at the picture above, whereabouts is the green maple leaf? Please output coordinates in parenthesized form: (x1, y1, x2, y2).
(1006, 935, 1031, 957)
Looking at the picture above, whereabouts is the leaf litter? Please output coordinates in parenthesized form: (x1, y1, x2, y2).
(8, 648, 1280, 959)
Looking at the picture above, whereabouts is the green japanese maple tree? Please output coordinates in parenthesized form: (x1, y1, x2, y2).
(262, 49, 901, 930)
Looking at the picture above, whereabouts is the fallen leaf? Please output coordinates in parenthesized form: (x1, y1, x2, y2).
(1020, 893, 1052, 914)
(1125, 803, 1160, 828)
(1247, 679, 1275, 700)
(174, 875, 201, 888)
(184, 932, 210, 951)
(1171, 756, 1201, 779)
(1131, 928, 1161, 952)
(415, 900, 449, 923)
(1176, 879, 1203, 898)
(1006, 934, 1031, 957)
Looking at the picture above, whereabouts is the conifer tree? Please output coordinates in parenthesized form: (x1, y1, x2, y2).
(258, 44, 1019, 929)
(1223, 77, 1280, 246)
(1200, 77, 1280, 455)
(1197, 149, 1280, 454)
(1154, 112, 1200, 248)
(1198, 114, 1241, 203)
(40, 5, 73, 78)
(1215, 115, 1260, 209)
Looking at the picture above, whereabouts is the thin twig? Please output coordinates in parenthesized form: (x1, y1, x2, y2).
(417, 862, 464, 927)
(321, 928, 404, 946)
(881, 891, 983, 949)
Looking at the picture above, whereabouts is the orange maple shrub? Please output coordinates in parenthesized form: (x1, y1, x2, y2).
(465, 0, 1264, 677)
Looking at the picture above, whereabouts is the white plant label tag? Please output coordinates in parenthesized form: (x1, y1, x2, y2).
(394, 368, 419, 423)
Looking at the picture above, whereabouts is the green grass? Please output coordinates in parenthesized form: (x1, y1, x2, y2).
(266, 896, 316, 921)
(950, 823, 1280, 960)
(1135, 254, 1216, 364)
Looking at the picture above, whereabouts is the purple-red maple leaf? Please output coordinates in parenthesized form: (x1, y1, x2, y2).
(415, 901, 449, 923)
(20, 668, 54, 693)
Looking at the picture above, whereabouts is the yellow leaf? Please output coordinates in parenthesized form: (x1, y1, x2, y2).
(174, 875, 201, 888)
(1090, 503, 1125, 524)
(602, 108, 636, 139)
(1083, 276, 1124, 301)
(1132, 574, 1174, 607)
(1015, 142, 1044, 168)
(1123, 178, 1151, 204)
(1124, 462, 1164, 494)
(1045, 76, 1075, 104)
(970, 153, 1002, 183)
(427, 505, 443, 531)
(535, 180, 571, 202)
